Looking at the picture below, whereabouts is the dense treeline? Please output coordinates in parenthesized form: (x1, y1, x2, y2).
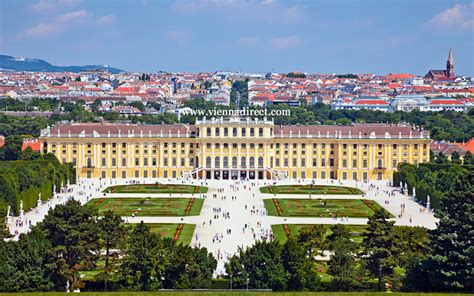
(225, 215, 430, 291)
(393, 162, 474, 209)
(0, 155, 75, 234)
(0, 202, 216, 292)
(226, 172, 472, 292)
(0, 173, 471, 292)
(1, 97, 473, 141)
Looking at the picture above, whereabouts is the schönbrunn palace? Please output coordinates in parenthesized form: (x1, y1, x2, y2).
(39, 117, 430, 181)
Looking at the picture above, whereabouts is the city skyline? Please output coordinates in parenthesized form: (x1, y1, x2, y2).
(1, 0, 473, 76)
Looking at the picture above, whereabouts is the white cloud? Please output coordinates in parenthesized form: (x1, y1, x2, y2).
(426, 2, 474, 31)
(96, 14, 117, 26)
(30, 0, 82, 13)
(20, 22, 61, 38)
(268, 36, 301, 49)
(165, 30, 191, 45)
(19, 9, 115, 39)
(238, 36, 260, 46)
(57, 9, 87, 23)
(171, 0, 238, 13)
(170, 0, 303, 24)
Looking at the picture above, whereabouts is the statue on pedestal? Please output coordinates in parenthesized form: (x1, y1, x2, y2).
(6, 205, 11, 224)
(19, 200, 24, 217)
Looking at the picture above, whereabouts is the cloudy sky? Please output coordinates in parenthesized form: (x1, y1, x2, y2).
(1, 0, 473, 75)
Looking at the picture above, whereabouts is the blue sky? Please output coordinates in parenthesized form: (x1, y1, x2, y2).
(1, 0, 473, 75)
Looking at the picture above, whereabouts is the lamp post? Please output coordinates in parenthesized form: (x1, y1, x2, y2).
(246, 277, 249, 292)
(229, 274, 232, 291)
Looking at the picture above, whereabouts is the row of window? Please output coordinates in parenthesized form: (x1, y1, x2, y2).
(197, 127, 270, 137)
(201, 156, 411, 169)
(92, 170, 180, 179)
(88, 169, 384, 181)
(77, 155, 418, 168)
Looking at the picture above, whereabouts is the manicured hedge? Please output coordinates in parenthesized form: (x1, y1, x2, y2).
(393, 163, 472, 210)
(0, 157, 75, 215)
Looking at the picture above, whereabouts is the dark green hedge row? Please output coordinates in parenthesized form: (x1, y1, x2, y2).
(0, 156, 75, 216)
(393, 162, 472, 209)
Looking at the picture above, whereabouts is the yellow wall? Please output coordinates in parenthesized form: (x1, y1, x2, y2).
(40, 122, 430, 181)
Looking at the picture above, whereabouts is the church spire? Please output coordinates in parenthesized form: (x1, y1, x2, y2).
(446, 47, 454, 78)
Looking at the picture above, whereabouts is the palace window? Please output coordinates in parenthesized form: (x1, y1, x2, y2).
(241, 157, 247, 168)
(223, 156, 229, 168)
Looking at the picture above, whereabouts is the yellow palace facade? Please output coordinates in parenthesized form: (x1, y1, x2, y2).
(39, 117, 430, 181)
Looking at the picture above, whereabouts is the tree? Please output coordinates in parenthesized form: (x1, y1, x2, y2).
(463, 151, 474, 165)
(328, 234, 358, 291)
(0, 201, 11, 239)
(163, 243, 217, 289)
(434, 152, 448, 164)
(281, 237, 320, 291)
(119, 222, 163, 290)
(423, 172, 473, 291)
(98, 210, 125, 291)
(20, 146, 40, 161)
(326, 224, 351, 250)
(360, 209, 396, 291)
(297, 224, 326, 258)
(0, 227, 53, 292)
(90, 99, 102, 112)
(0, 135, 23, 161)
(391, 226, 430, 268)
(40, 199, 100, 291)
(450, 151, 462, 164)
(225, 241, 288, 291)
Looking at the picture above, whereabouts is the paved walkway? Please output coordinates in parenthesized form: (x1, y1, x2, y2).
(6, 177, 438, 275)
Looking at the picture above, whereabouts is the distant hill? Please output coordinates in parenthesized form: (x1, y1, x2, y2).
(0, 55, 124, 74)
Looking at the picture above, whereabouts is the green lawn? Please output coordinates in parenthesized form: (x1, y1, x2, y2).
(260, 184, 363, 195)
(147, 223, 195, 245)
(103, 183, 208, 194)
(271, 224, 369, 244)
(264, 198, 392, 218)
(7, 292, 471, 295)
(86, 197, 204, 216)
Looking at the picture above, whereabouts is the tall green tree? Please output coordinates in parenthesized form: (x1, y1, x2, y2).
(225, 240, 288, 291)
(40, 199, 100, 291)
(360, 209, 396, 290)
(98, 210, 125, 291)
(450, 151, 462, 164)
(328, 233, 359, 291)
(326, 224, 351, 250)
(119, 222, 163, 291)
(297, 224, 326, 258)
(281, 237, 320, 291)
(0, 135, 23, 161)
(0, 227, 53, 292)
(424, 172, 473, 291)
(163, 243, 217, 289)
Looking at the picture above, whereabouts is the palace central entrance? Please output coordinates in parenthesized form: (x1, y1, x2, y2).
(200, 169, 270, 180)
